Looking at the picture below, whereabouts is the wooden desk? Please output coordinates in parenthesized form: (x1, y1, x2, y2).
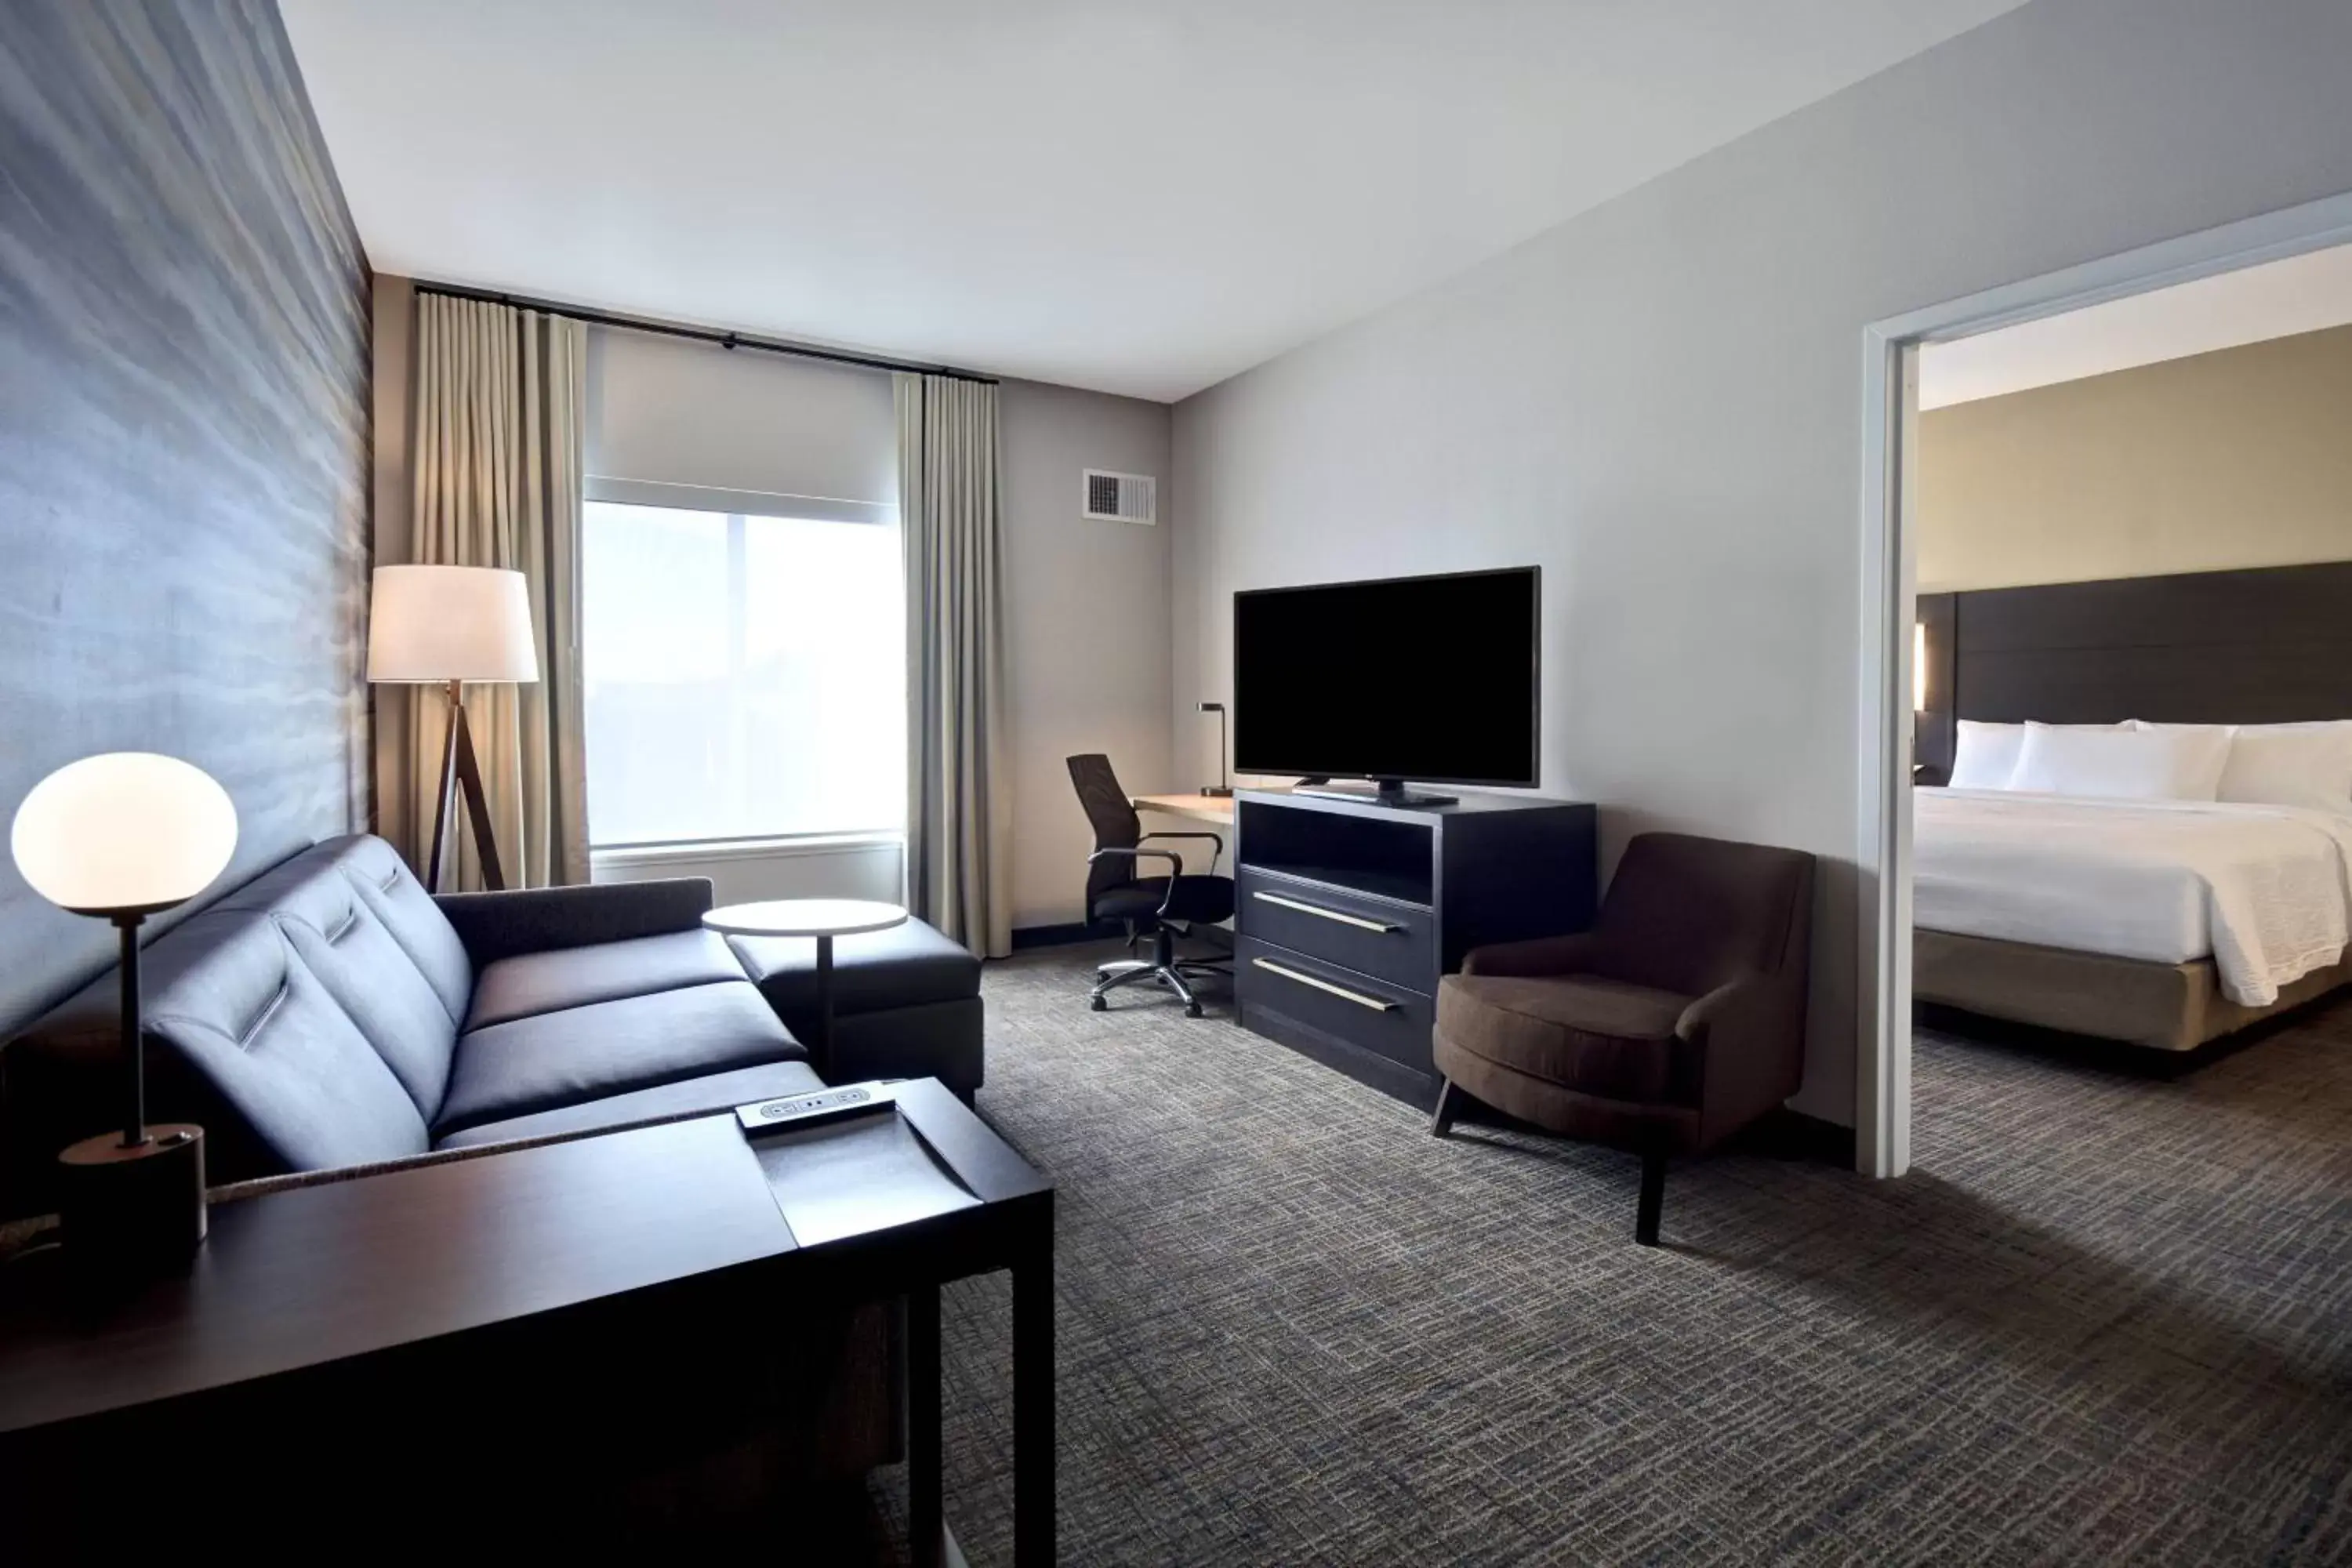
(0, 1080, 1053, 1561)
(1132, 791, 1236, 826)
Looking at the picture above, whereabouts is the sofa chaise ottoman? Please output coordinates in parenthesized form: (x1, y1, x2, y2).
(727, 922, 985, 1102)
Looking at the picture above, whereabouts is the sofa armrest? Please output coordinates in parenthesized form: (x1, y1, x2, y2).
(1460, 931, 1602, 978)
(1675, 974, 1806, 1146)
(434, 878, 715, 967)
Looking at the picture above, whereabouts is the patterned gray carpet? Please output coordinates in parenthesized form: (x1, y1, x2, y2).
(876, 944, 2352, 1564)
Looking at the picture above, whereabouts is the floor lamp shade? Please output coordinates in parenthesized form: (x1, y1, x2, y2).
(12, 752, 238, 916)
(368, 564, 539, 684)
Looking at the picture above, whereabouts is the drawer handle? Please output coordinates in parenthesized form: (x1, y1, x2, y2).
(1251, 891, 1400, 934)
(1251, 958, 1399, 1012)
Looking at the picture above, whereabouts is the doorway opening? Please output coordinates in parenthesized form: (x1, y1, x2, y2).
(1857, 191, 2352, 1178)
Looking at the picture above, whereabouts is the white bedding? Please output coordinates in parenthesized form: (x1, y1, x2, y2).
(1914, 789, 2352, 1006)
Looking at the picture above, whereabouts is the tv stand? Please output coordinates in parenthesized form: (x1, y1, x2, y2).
(1232, 787, 1595, 1108)
(1292, 779, 1460, 808)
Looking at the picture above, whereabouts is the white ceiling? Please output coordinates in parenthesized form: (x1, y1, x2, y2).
(284, 0, 2027, 402)
(1920, 242, 2352, 409)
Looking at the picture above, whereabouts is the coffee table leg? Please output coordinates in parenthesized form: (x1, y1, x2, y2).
(814, 933, 835, 1076)
(909, 1283, 943, 1568)
(1013, 1242, 1054, 1568)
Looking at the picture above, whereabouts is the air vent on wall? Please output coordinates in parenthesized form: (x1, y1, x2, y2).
(1083, 469, 1156, 525)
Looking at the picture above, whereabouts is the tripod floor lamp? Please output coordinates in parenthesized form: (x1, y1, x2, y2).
(368, 564, 540, 893)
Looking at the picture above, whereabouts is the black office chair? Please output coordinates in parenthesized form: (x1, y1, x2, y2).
(1066, 753, 1235, 1017)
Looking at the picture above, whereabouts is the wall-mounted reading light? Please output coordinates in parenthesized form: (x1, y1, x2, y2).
(1913, 621, 1929, 713)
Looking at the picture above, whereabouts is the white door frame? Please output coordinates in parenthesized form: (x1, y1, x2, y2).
(1854, 189, 2352, 1179)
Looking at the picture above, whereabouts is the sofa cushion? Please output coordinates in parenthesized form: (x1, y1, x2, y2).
(728, 920, 980, 1021)
(433, 1060, 826, 1151)
(142, 915, 432, 1171)
(1436, 972, 1692, 1102)
(464, 930, 746, 1033)
(434, 980, 805, 1138)
(243, 861, 461, 1118)
(327, 836, 474, 1024)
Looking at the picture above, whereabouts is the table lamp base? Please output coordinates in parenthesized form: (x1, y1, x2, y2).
(59, 1123, 206, 1276)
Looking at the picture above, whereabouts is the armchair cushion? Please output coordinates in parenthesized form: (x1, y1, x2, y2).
(1436, 973, 1691, 1102)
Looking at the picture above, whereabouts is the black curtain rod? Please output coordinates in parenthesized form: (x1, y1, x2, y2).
(413, 280, 999, 386)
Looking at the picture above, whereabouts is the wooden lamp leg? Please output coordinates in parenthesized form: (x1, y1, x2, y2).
(424, 678, 507, 894)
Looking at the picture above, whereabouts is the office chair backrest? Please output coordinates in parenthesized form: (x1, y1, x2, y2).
(1067, 753, 1142, 909)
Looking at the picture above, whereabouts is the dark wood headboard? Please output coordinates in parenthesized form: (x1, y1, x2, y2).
(1915, 561, 2352, 775)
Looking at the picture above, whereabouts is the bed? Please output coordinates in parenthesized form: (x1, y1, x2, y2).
(1911, 561, 2352, 1051)
(1914, 788, 2352, 1050)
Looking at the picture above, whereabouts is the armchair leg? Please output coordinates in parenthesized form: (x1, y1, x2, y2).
(1635, 1148, 1668, 1247)
(1429, 1078, 1465, 1139)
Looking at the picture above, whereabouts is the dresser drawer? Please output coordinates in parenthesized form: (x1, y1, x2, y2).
(1235, 937, 1433, 1078)
(1235, 868, 1435, 989)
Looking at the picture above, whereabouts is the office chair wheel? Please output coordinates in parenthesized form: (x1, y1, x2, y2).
(1185, 1001, 1203, 1018)
(1091, 995, 1106, 1011)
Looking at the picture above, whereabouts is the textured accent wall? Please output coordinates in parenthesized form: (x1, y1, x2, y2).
(0, 2, 370, 1036)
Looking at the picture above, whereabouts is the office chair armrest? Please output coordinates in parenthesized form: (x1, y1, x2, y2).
(1139, 829, 1225, 873)
(1087, 846, 1186, 917)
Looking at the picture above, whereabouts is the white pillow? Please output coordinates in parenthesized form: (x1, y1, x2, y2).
(2126, 720, 2238, 757)
(1947, 720, 2026, 790)
(2010, 720, 2231, 800)
(2214, 721, 2352, 814)
(1947, 720, 2124, 790)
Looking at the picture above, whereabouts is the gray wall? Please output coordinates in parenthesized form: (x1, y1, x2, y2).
(1169, 0, 2352, 1125)
(998, 379, 1174, 928)
(0, 1, 372, 1037)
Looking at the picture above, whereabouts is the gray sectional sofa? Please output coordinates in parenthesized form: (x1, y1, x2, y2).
(2, 833, 982, 1214)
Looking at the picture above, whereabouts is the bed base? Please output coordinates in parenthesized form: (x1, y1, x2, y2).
(1915, 931, 2352, 1051)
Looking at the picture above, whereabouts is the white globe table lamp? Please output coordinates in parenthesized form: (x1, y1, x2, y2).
(11, 753, 238, 1271)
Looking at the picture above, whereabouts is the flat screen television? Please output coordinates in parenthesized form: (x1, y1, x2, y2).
(1232, 566, 1539, 800)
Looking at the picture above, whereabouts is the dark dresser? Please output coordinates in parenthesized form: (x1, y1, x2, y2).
(1232, 788, 1597, 1107)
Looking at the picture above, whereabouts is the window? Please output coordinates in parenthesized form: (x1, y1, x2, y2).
(582, 500, 903, 847)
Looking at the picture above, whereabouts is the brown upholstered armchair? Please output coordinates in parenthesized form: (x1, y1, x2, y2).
(1430, 832, 1815, 1245)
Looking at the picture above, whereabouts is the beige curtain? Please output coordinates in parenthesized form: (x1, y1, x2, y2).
(397, 294, 589, 889)
(897, 372, 1011, 956)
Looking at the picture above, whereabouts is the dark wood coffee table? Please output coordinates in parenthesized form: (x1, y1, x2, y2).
(0, 1077, 1052, 1563)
